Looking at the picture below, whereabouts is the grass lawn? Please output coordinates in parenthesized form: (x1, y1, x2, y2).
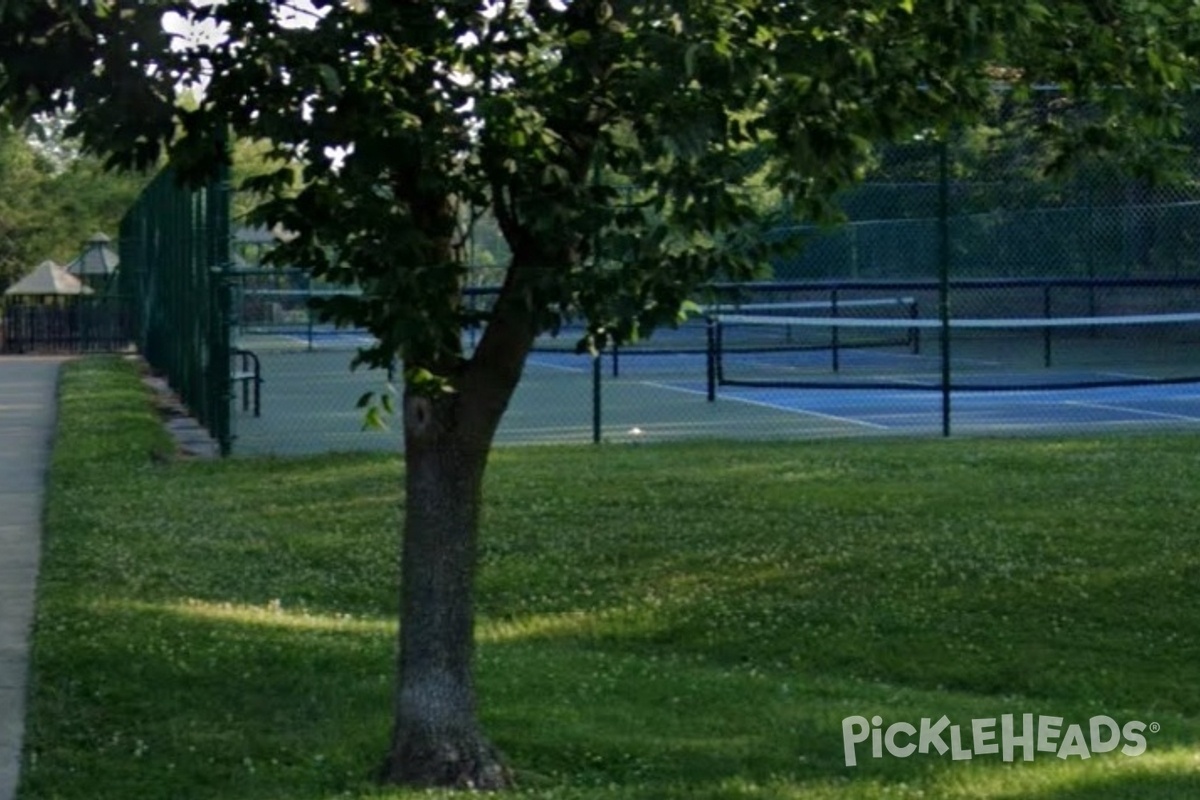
(18, 355, 1200, 799)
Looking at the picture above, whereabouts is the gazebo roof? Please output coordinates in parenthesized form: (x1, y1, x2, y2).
(64, 232, 120, 277)
(4, 260, 95, 296)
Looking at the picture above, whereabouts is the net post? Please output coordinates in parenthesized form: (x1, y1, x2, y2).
(909, 298, 921, 354)
(305, 271, 315, 352)
(592, 351, 602, 443)
(715, 315, 725, 385)
(706, 315, 717, 402)
(830, 287, 841, 373)
(1042, 283, 1053, 368)
(611, 341, 620, 378)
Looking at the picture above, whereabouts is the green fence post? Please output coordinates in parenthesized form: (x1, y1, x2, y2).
(706, 316, 717, 402)
(306, 271, 315, 352)
(938, 137, 952, 437)
(210, 157, 234, 456)
(592, 353, 602, 444)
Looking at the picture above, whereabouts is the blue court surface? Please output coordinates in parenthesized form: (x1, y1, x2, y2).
(688, 382, 1200, 433)
(237, 331, 1200, 441)
(522, 349, 1200, 435)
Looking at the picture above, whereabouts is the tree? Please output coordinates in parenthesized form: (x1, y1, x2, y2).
(3, 0, 1196, 789)
(0, 112, 146, 291)
(0, 118, 47, 289)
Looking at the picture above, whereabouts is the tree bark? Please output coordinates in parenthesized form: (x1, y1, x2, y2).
(378, 386, 514, 790)
(378, 249, 541, 788)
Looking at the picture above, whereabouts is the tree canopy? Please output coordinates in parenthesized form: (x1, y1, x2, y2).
(4, 1, 1196, 361)
(4, 0, 1199, 789)
(0, 114, 146, 291)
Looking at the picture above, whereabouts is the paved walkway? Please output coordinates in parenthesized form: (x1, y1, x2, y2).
(0, 357, 65, 800)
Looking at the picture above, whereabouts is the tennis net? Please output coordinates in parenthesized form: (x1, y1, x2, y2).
(233, 287, 374, 351)
(703, 297, 919, 357)
(710, 310, 1200, 391)
(512, 295, 921, 379)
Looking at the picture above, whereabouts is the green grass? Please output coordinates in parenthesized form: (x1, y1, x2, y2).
(19, 355, 1200, 799)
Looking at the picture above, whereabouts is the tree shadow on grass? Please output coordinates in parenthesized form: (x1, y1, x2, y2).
(22, 598, 1200, 800)
(995, 771, 1200, 800)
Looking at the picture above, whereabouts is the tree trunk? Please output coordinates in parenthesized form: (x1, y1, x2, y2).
(375, 235, 545, 788)
(377, 387, 513, 790)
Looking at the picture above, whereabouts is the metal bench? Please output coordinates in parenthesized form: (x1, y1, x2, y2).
(231, 348, 262, 416)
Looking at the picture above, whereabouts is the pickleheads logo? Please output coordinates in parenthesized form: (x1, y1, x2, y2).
(842, 714, 1158, 767)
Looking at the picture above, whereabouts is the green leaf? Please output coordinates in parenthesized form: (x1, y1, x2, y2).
(676, 299, 702, 323)
(404, 367, 455, 395)
(362, 406, 388, 431)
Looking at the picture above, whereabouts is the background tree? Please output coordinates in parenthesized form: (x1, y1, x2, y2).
(0, 117, 46, 289)
(3, 0, 1197, 789)
(0, 113, 147, 291)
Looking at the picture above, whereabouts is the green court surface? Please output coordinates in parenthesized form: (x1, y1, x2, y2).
(229, 348, 858, 456)
(230, 324, 1200, 456)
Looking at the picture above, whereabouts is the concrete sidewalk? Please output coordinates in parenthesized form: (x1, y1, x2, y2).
(0, 357, 65, 800)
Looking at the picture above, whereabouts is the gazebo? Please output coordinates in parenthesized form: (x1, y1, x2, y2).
(64, 232, 120, 289)
(4, 259, 93, 299)
(2, 260, 98, 353)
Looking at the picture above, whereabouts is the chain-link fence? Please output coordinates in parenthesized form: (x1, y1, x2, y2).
(118, 164, 236, 454)
(725, 90, 1200, 434)
(774, 92, 1200, 284)
(123, 89, 1200, 455)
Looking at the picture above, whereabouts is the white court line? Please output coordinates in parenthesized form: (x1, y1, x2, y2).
(885, 375, 941, 387)
(284, 333, 375, 345)
(638, 380, 890, 431)
(717, 311, 1200, 328)
(1063, 400, 1200, 423)
(525, 357, 587, 374)
(1093, 370, 1157, 381)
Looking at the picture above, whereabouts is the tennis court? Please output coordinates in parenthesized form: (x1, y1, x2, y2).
(228, 321, 1200, 456)
(228, 342, 864, 455)
(530, 346, 1200, 435)
(680, 381, 1200, 433)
